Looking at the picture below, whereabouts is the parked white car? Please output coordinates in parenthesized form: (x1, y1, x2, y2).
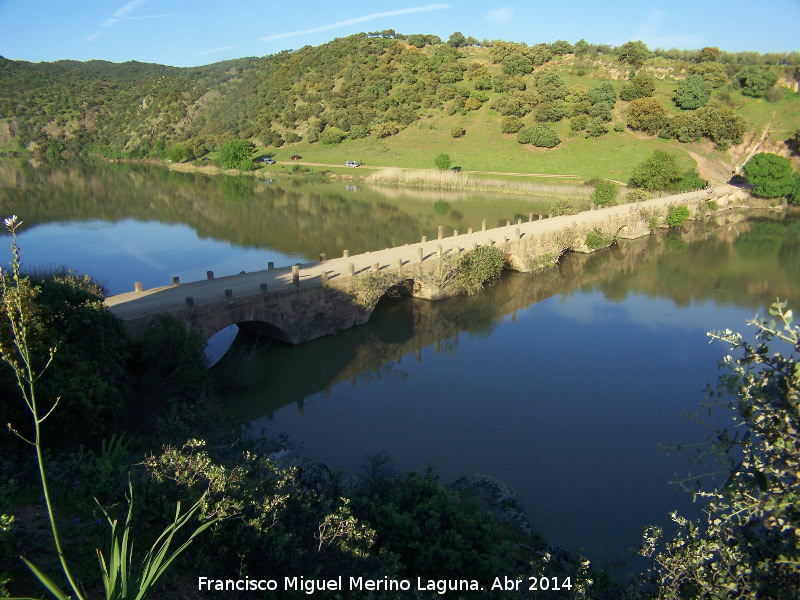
(346, 161, 360, 167)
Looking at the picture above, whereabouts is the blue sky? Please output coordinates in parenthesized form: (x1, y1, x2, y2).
(1, 0, 798, 67)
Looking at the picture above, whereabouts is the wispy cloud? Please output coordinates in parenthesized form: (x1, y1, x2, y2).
(86, 32, 102, 42)
(485, 7, 514, 25)
(196, 46, 237, 57)
(102, 0, 170, 27)
(260, 4, 450, 42)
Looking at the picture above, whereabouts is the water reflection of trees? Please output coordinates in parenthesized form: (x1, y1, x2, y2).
(0, 160, 546, 259)
(222, 212, 800, 423)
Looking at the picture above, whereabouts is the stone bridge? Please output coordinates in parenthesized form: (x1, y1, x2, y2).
(105, 186, 749, 345)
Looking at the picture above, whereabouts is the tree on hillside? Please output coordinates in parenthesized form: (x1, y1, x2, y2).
(627, 97, 668, 135)
(696, 46, 719, 62)
(743, 152, 796, 197)
(628, 150, 682, 190)
(735, 66, 779, 97)
(619, 71, 656, 101)
(517, 124, 560, 148)
(551, 40, 573, 55)
(673, 74, 713, 109)
(695, 101, 747, 148)
(502, 53, 533, 77)
(434, 153, 451, 171)
(219, 139, 254, 170)
(447, 32, 466, 48)
(687, 62, 730, 88)
(617, 40, 650, 67)
(573, 39, 590, 56)
(587, 82, 617, 108)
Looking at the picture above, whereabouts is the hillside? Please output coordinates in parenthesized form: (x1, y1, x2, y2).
(1, 34, 798, 182)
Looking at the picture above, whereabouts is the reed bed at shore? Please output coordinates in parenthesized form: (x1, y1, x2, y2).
(367, 168, 594, 200)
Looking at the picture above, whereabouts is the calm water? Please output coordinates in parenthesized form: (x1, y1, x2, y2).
(2, 159, 798, 568)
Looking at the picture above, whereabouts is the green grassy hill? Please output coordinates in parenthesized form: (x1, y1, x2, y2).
(1, 35, 798, 183)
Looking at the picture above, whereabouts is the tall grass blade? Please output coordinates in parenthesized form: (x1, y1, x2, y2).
(18, 557, 71, 600)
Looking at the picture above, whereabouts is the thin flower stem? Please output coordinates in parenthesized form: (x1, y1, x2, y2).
(1, 218, 87, 600)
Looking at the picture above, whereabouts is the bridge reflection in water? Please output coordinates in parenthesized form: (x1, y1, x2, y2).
(217, 210, 791, 423)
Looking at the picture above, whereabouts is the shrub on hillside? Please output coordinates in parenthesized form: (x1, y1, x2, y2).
(627, 97, 668, 135)
(501, 116, 523, 134)
(370, 121, 400, 139)
(517, 124, 560, 148)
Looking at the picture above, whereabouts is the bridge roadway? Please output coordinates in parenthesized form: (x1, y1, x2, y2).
(104, 185, 741, 339)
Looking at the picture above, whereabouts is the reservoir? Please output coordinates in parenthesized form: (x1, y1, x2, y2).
(1, 158, 797, 567)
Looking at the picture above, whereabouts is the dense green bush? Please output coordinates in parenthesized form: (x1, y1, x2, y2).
(591, 180, 619, 206)
(517, 124, 560, 148)
(743, 152, 796, 198)
(0, 271, 129, 451)
(500, 115, 523, 133)
(584, 228, 615, 250)
(570, 115, 589, 131)
(434, 152, 451, 170)
(219, 139, 254, 170)
(450, 125, 466, 138)
(145, 439, 379, 581)
(665, 204, 691, 227)
(319, 126, 346, 144)
(350, 462, 507, 581)
(627, 97, 668, 135)
(585, 117, 609, 138)
(454, 246, 505, 296)
(550, 198, 577, 216)
(735, 65, 779, 97)
(628, 150, 682, 190)
(673, 74, 712, 109)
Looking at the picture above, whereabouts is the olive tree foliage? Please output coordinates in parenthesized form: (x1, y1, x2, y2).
(673, 74, 713, 109)
(219, 138, 254, 169)
(694, 101, 747, 147)
(743, 152, 796, 198)
(688, 62, 730, 88)
(640, 301, 800, 599)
